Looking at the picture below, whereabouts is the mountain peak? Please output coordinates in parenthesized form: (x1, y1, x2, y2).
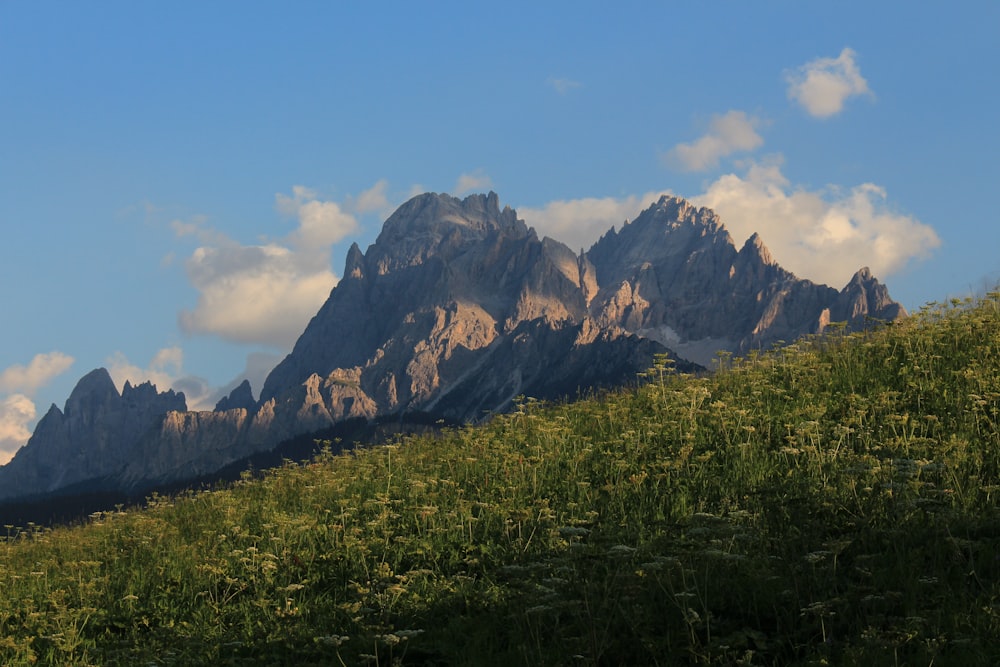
(741, 232, 776, 266)
(368, 191, 529, 274)
(215, 379, 256, 412)
(377, 191, 520, 240)
(0, 365, 188, 500)
(650, 194, 694, 217)
(851, 266, 873, 283)
(344, 242, 365, 280)
(838, 266, 905, 321)
(645, 195, 724, 232)
(65, 368, 118, 415)
(587, 194, 734, 289)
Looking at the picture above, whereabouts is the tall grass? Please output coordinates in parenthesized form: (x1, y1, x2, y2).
(2, 293, 1000, 665)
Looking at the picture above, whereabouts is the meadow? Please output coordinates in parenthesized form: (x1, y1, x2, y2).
(2, 293, 1000, 665)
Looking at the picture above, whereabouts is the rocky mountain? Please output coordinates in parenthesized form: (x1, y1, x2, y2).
(0, 369, 186, 501)
(0, 191, 905, 503)
(585, 197, 903, 365)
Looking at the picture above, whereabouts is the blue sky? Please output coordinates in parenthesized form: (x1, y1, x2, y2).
(1, 2, 998, 463)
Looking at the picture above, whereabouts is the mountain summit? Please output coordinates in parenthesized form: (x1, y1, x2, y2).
(0, 192, 905, 503)
(586, 195, 903, 364)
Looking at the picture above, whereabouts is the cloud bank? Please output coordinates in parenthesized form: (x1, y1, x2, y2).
(0, 352, 75, 465)
(693, 159, 939, 286)
(0, 394, 36, 465)
(786, 47, 872, 118)
(178, 242, 340, 349)
(519, 160, 938, 289)
(349, 179, 392, 216)
(0, 352, 75, 395)
(175, 185, 368, 349)
(667, 111, 764, 172)
(519, 191, 670, 253)
(455, 171, 493, 196)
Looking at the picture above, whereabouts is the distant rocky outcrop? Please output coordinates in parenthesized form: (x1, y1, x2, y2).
(585, 197, 904, 365)
(214, 380, 255, 412)
(0, 369, 186, 501)
(0, 191, 907, 503)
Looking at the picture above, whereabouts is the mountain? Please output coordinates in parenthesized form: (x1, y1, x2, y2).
(0, 192, 905, 504)
(0, 369, 186, 501)
(259, 191, 681, 419)
(585, 196, 903, 364)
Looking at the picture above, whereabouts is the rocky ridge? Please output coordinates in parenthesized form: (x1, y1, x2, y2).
(0, 369, 186, 501)
(0, 192, 906, 502)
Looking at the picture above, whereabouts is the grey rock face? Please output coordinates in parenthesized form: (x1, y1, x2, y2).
(261, 191, 595, 413)
(0, 369, 186, 501)
(214, 379, 256, 412)
(1, 191, 907, 502)
(587, 196, 905, 365)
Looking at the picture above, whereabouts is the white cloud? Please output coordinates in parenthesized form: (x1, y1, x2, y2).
(178, 243, 338, 348)
(0, 352, 75, 395)
(174, 184, 377, 349)
(276, 185, 359, 252)
(169, 214, 226, 245)
(351, 179, 392, 215)
(455, 171, 493, 196)
(0, 351, 75, 465)
(547, 77, 582, 94)
(0, 394, 35, 465)
(692, 157, 940, 286)
(518, 158, 938, 288)
(667, 111, 764, 172)
(786, 47, 872, 118)
(519, 190, 672, 253)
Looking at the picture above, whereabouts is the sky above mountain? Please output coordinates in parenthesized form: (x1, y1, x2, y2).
(1, 2, 997, 464)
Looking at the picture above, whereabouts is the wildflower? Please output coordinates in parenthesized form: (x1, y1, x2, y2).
(315, 634, 349, 647)
(526, 604, 554, 614)
(558, 526, 590, 538)
(606, 544, 636, 556)
(804, 551, 832, 564)
(800, 601, 835, 616)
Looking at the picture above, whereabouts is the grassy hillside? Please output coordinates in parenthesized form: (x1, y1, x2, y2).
(2, 294, 1000, 666)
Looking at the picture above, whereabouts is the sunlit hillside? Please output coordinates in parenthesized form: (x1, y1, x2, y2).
(2, 294, 1000, 666)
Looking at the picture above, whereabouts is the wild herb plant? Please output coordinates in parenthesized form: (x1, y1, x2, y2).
(2, 293, 1000, 665)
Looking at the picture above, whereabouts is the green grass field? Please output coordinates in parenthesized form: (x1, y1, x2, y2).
(2, 293, 1000, 665)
